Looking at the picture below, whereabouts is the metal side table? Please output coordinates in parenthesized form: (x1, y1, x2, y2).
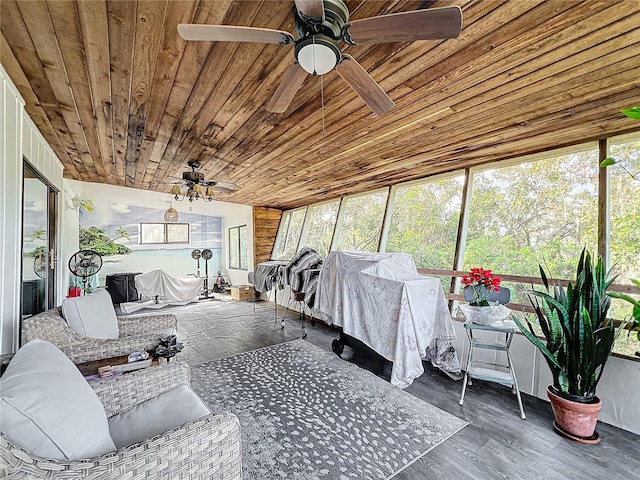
(458, 320, 526, 419)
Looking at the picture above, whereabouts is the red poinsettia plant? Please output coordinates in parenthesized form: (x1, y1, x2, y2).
(462, 267, 502, 306)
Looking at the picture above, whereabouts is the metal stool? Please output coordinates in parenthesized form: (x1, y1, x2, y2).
(459, 320, 526, 419)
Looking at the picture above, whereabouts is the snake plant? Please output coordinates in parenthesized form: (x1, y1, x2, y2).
(512, 249, 622, 398)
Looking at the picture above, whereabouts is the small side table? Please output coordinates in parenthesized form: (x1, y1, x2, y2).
(458, 320, 526, 419)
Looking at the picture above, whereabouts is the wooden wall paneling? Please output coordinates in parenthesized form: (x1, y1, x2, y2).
(252, 206, 282, 265)
(235, 1, 616, 201)
(180, 5, 298, 182)
(135, 0, 199, 187)
(76, 0, 115, 183)
(2, 1, 639, 209)
(0, 66, 24, 354)
(148, 0, 256, 186)
(255, 16, 637, 203)
(0, 1, 83, 178)
(124, 0, 168, 186)
(216, 0, 529, 189)
(204, 0, 448, 183)
(143, 0, 229, 186)
(0, 32, 75, 178)
(107, 0, 137, 186)
(16, 0, 93, 181)
(235, 0, 620, 204)
(46, 0, 108, 180)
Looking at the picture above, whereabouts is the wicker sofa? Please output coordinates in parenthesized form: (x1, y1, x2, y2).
(22, 303, 177, 364)
(0, 339, 242, 479)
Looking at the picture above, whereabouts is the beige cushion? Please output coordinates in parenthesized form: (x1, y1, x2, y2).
(62, 288, 119, 339)
(0, 339, 116, 460)
(108, 385, 211, 448)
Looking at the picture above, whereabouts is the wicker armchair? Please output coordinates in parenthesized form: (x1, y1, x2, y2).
(0, 361, 242, 479)
(22, 307, 177, 363)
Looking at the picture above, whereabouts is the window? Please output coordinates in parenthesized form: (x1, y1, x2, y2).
(272, 208, 306, 260)
(386, 175, 463, 269)
(298, 200, 340, 257)
(139, 223, 189, 244)
(335, 190, 389, 252)
(229, 225, 248, 270)
(465, 146, 599, 279)
(608, 134, 640, 357)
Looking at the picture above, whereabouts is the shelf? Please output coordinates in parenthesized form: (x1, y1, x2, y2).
(470, 339, 508, 351)
(467, 366, 515, 386)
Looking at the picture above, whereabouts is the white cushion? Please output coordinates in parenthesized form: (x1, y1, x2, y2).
(0, 339, 116, 460)
(108, 385, 211, 448)
(62, 288, 119, 339)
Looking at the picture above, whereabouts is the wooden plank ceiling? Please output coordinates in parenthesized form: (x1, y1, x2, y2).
(1, 0, 639, 209)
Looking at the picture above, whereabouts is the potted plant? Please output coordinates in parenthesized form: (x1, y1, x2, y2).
(512, 249, 624, 444)
(458, 268, 510, 325)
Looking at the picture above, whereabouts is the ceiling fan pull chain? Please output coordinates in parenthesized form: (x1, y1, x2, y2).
(321, 74, 326, 139)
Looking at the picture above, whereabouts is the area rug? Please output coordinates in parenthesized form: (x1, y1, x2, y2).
(191, 339, 467, 480)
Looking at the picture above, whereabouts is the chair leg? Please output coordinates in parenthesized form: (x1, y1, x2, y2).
(506, 347, 526, 420)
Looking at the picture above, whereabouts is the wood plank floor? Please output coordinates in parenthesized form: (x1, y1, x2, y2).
(148, 296, 639, 479)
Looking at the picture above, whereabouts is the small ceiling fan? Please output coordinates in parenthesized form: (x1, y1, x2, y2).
(170, 161, 240, 202)
(178, 0, 462, 115)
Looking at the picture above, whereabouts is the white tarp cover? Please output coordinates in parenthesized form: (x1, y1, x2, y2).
(314, 251, 460, 388)
(134, 269, 204, 303)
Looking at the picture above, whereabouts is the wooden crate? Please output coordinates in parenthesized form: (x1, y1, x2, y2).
(230, 285, 254, 301)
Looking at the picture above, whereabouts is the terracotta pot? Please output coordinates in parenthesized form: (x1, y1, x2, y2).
(547, 385, 602, 440)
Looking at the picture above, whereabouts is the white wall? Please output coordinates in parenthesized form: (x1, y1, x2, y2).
(66, 180, 254, 287)
(0, 64, 64, 355)
(0, 65, 24, 355)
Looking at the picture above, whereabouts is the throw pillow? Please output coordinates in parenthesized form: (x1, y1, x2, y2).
(108, 385, 211, 448)
(0, 339, 117, 460)
(62, 288, 119, 339)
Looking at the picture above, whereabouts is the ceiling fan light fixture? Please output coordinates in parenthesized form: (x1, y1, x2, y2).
(295, 35, 341, 75)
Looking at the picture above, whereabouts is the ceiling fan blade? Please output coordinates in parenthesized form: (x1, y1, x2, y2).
(211, 186, 238, 194)
(266, 63, 308, 113)
(211, 181, 240, 191)
(295, 0, 325, 22)
(177, 24, 294, 45)
(343, 6, 463, 45)
(335, 55, 394, 116)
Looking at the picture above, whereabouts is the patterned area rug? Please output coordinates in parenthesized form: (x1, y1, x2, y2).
(191, 340, 467, 480)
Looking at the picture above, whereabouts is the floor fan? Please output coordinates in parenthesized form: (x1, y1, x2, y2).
(191, 249, 201, 277)
(68, 249, 103, 294)
(201, 249, 213, 299)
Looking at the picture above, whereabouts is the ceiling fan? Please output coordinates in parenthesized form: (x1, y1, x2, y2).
(170, 161, 240, 202)
(177, 0, 462, 116)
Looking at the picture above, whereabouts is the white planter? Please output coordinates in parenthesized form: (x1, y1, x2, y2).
(459, 304, 511, 325)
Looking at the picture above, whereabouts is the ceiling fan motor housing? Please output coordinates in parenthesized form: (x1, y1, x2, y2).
(294, 0, 350, 75)
(182, 170, 205, 183)
(294, 0, 349, 38)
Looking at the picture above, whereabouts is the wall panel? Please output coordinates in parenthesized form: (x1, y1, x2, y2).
(0, 64, 24, 355)
(253, 206, 282, 265)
